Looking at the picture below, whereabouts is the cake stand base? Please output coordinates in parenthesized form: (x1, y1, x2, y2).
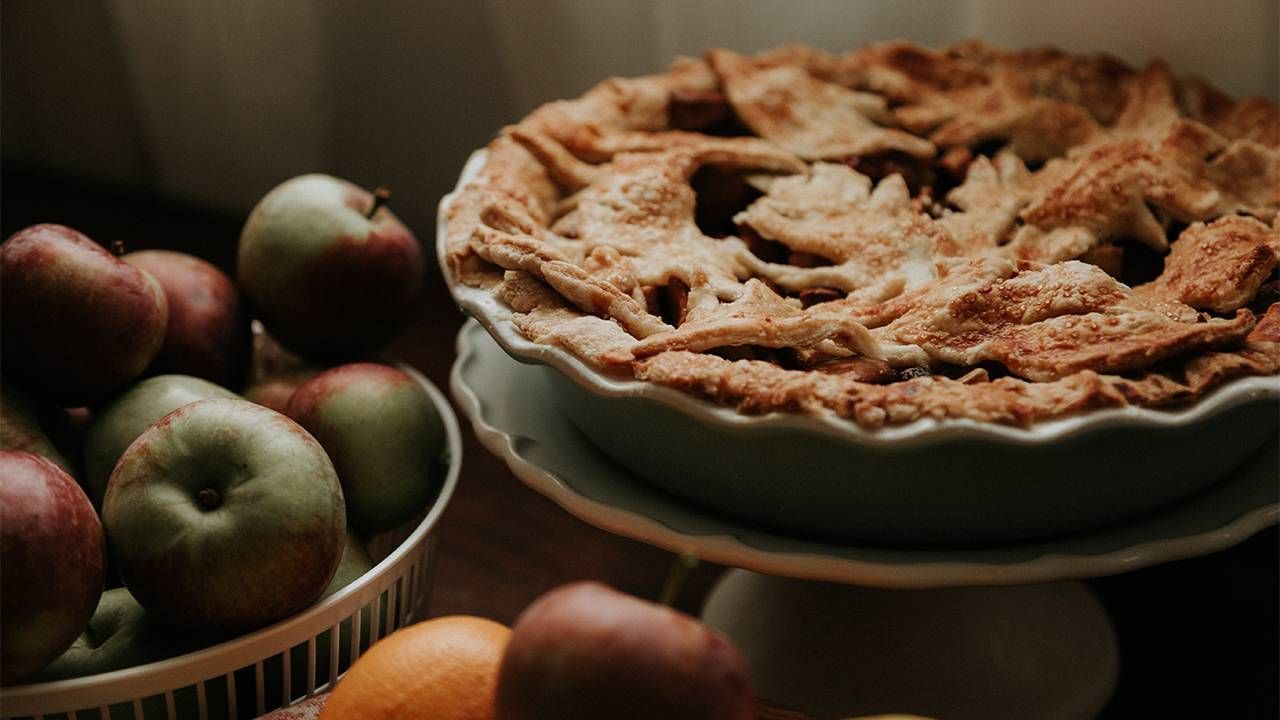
(702, 570, 1118, 720)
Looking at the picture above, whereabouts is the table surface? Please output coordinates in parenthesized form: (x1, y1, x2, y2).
(3, 170, 1275, 718)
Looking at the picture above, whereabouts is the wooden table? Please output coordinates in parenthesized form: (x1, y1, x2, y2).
(3, 171, 1275, 718)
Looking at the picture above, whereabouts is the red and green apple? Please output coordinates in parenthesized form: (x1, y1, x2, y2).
(103, 398, 346, 633)
(286, 363, 444, 535)
(237, 175, 423, 360)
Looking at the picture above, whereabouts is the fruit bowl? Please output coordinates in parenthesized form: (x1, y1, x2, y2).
(0, 365, 461, 720)
(440, 149, 1280, 546)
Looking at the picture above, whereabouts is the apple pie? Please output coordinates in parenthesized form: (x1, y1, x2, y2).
(444, 42, 1280, 427)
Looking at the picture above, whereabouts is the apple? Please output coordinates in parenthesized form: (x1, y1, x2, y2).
(1, 451, 105, 684)
(83, 374, 237, 506)
(103, 398, 346, 632)
(275, 532, 378, 698)
(1, 383, 77, 477)
(244, 327, 326, 412)
(29, 588, 214, 681)
(250, 324, 316, 378)
(323, 531, 376, 600)
(495, 582, 756, 720)
(124, 250, 252, 389)
(0, 224, 168, 405)
(65, 406, 94, 435)
(286, 363, 445, 535)
(29, 588, 230, 718)
(237, 175, 424, 360)
(245, 368, 322, 413)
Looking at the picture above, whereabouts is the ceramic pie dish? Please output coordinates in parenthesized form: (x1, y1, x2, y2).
(438, 42, 1280, 544)
(451, 319, 1278, 587)
(444, 243, 1277, 544)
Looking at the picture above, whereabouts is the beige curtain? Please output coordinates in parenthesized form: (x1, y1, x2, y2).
(4, 0, 1276, 237)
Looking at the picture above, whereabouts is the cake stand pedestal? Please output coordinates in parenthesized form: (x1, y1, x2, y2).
(701, 573, 1114, 719)
(451, 321, 1278, 719)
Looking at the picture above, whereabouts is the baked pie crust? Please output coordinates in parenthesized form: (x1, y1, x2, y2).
(444, 42, 1280, 428)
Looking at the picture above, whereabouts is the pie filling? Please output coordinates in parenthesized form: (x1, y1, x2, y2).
(445, 42, 1280, 427)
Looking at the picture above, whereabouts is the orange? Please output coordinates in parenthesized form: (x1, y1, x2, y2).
(319, 615, 511, 720)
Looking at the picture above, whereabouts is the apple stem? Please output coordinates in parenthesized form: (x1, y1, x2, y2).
(367, 186, 392, 219)
(658, 552, 699, 607)
(111, 240, 126, 257)
(196, 488, 221, 510)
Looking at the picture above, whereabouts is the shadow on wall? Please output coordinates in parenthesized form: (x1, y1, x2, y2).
(2, 0, 518, 240)
(3, 0, 1278, 242)
(318, 2, 518, 239)
(1, 0, 156, 191)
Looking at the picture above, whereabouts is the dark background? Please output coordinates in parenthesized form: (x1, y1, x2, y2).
(3, 0, 1278, 716)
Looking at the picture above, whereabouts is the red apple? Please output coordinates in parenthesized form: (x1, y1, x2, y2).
(495, 582, 756, 720)
(124, 250, 251, 390)
(250, 325, 315, 378)
(244, 327, 326, 412)
(103, 399, 345, 632)
(244, 369, 319, 413)
(0, 224, 168, 405)
(0, 450, 105, 684)
(237, 175, 424, 360)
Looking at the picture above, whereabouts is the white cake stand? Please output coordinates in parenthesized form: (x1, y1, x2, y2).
(451, 321, 1278, 720)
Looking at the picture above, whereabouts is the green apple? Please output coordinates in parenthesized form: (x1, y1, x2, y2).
(1, 383, 76, 477)
(30, 588, 216, 681)
(323, 531, 376, 600)
(83, 374, 237, 506)
(31, 587, 231, 719)
(237, 174, 424, 360)
(285, 363, 445, 535)
(103, 399, 346, 633)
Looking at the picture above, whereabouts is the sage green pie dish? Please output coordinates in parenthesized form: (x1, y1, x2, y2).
(451, 319, 1278, 586)
(541, 367, 1277, 545)
(440, 149, 1280, 546)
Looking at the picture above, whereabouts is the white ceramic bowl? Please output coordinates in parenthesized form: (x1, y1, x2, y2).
(0, 366, 461, 720)
(439, 149, 1280, 545)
